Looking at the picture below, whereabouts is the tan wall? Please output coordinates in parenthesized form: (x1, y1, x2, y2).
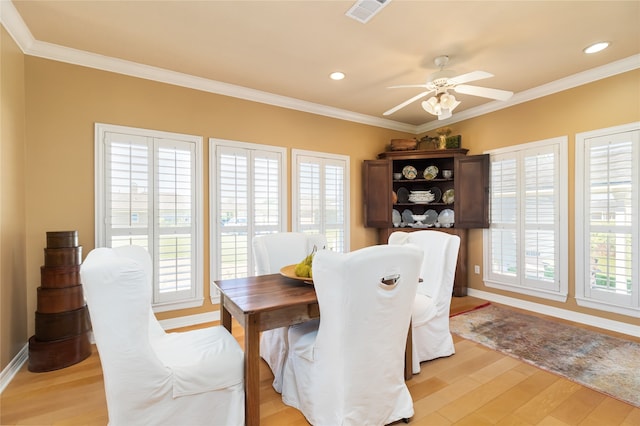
(434, 70, 640, 327)
(1, 27, 28, 370)
(22, 57, 412, 328)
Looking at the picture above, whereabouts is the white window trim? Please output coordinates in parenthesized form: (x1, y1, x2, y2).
(209, 138, 287, 302)
(291, 149, 350, 253)
(483, 136, 569, 302)
(94, 123, 204, 312)
(575, 122, 640, 317)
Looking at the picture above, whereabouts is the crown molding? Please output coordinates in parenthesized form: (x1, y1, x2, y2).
(2, 0, 638, 135)
(30, 40, 418, 134)
(0, 0, 34, 50)
(28, 38, 412, 131)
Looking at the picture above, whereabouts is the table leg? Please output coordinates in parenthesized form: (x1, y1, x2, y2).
(220, 294, 232, 332)
(244, 313, 260, 426)
(405, 321, 413, 380)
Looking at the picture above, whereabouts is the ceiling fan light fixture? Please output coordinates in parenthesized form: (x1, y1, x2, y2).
(583, 41, 610, 54)
(422, 91, 460, 117)
(422, 97, 440, 115)
(440, 93, 459, 110)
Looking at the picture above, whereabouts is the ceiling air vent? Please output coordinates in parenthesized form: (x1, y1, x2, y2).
(345, 0, 391, 24)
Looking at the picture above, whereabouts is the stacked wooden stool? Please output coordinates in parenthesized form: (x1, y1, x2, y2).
(28, 231, 91, 372)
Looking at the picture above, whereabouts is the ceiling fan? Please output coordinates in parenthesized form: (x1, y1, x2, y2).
(383, 55, 514, 120)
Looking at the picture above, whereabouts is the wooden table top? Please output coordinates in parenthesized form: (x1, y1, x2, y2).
(214, 273, 318, 314)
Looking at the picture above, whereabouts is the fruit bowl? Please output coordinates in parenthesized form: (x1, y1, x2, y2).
(280, 264, 313, 283)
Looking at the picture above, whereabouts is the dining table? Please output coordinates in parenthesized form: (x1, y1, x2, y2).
(214, 272, 413, 426)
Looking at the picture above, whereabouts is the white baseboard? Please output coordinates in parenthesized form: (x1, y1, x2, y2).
(158, 310, 220, 331)
(0, 343, 28, 395)
(468, 288, 640, 338)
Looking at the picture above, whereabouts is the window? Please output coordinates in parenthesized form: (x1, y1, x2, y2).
(484, 137, 568, 301)
(292, 149, 350, 252)
(210, 139, 286, 283)
(575, 122, 640, 316)
(95, 123, 203, 312)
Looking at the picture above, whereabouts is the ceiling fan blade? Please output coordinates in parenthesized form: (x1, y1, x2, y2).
(454, 84, 514, 101)
(449, 70, 493, 85)
(383, 90, 433, 116)
(387, 84, 430, 89)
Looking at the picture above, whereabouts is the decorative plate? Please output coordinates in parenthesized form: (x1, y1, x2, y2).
(392, 209, 401, 227)
(396, 187, 409, 203)
(402, 209, 414, 224)
(424, 209, 438, 226)
(423, 165, 439, 180)
(442, 189, 455, 204)
(402, 165, 418, 180)
(428, 187, 442, 203)
(438, 209, 455, 227)
(280, 264, 313, 284)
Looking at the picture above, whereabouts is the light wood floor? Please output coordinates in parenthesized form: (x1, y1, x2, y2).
(2, 296, 639, 425)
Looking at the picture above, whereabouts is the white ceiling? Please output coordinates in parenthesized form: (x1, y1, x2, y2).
(3, 0, 640, 133)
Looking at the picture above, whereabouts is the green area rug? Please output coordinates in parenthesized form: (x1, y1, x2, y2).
(449, 304, 640, 407)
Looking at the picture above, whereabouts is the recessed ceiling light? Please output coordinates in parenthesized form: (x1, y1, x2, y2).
(583, 42, 610, 54)
(330, 72, 345, 81)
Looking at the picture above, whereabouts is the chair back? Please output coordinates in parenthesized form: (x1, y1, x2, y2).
(389, 230, 460, 306)
(110, 245, 166, 339)
(80, 247, 169, 417)
(81, 246, 245, 425)
(110, 245, 152, 285)
(253, 232, 326, 274)
(311, 244, 423, 421)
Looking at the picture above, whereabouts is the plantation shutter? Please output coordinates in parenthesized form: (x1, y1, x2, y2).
(297, 161, 321, 232)
(214, 142, 285, 279)
(489, 153, 518, 280)
(293, 151, 348, 252)
(523, 145, 559, 290)
(585, 136, 635, 305)
(98, 124, 202, 308)
(155, 140, 196, 299)
(485, 137, 567, 301)
(218, 147, 250, 279)
(323, 163, 346, 252)
(105, 133, 152, 250)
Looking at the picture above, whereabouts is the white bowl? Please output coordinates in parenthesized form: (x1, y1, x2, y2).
(438, 209, 455, 227)
(411, 214, 427, 222)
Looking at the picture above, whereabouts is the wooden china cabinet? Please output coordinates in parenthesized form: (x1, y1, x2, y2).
(363, 148, 489, 296)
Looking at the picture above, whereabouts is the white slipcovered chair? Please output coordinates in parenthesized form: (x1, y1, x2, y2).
(252, 232, 326, 393)
(80, 246, 245, 426)
(280, 244, 423, 426)
(389, 230, 461, 373)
